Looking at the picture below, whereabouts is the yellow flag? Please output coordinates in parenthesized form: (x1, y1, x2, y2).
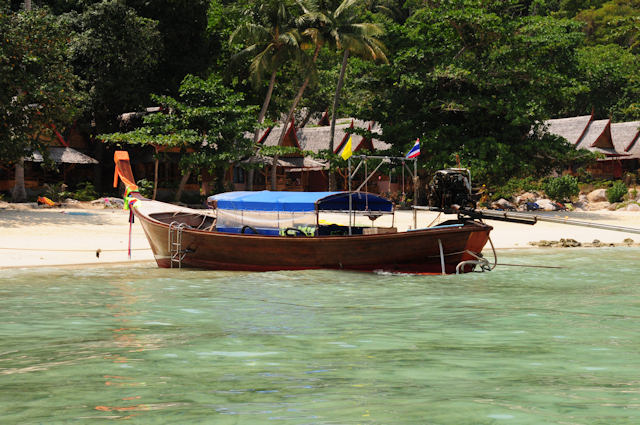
(341, 135, 353, 160)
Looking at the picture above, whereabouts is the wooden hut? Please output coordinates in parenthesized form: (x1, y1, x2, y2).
(544, 114, 639, 179)
(252, 119, 392, 192)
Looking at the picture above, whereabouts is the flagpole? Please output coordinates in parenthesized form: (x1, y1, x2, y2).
(413, 158, 418, 229)
(348, 156, 352, 236)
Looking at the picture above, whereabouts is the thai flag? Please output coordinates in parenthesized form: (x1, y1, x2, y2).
(405, 138, 420, 159)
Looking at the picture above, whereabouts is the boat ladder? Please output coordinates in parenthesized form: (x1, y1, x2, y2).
(168, 222, 191, 268)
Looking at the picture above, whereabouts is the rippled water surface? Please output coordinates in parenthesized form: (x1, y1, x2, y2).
(1, 248, 640, 424)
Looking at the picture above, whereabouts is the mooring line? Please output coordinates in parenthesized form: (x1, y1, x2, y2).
(0, 247, 150, 252)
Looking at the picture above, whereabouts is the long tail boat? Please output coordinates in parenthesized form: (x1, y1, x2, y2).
(114, 151, 493, 274)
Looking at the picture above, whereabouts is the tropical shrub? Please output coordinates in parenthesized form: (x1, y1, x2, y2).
(543, 175, 579, 202)
(71, 182, 98, 201)
(136, 179, 153, 198)
(43, 182, 70, 202)
(606, 180, 627, 203)
(491, 177, 542, 201)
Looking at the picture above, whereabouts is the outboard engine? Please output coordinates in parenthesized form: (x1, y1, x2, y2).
(428, 168, 476, 211)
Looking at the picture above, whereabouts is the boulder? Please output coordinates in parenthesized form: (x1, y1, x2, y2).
(535, 198, 557, 211)
(587, 188, 607, 203)
(515, 192, 537, 205)
(572, 200, 587, 210)
(560, 238, 581, 247)
(90, 197, 124, 209)
(491, 198, 515, 210)
(626, 203, 640, 211)
(587, 201, 610, 211)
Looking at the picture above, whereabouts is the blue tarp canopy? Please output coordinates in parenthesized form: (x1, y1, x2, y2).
(208, 191, 393, 213)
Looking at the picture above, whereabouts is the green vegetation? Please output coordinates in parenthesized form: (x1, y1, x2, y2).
(2, 0, 640, 198)
(491, 177, 543, 201)
(606, 180, 628, 203)
(136, 179, 154, 199)
(43, 181, 98, 202)
(543, 175, 580, 202)
(71, 182, 99, 201)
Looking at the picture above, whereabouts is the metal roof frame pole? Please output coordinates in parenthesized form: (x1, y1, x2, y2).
(355, 158, 388, 192)
(414, 159, 418, 229)
(348, 156, 352, 235)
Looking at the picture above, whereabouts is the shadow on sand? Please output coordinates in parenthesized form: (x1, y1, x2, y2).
(0, 208, 125, 228)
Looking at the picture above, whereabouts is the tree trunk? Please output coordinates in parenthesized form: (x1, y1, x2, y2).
(153, 157, 159, 200)
(299, 107, 314, 128)
(11, 159, 27, 202)
(328, 49, 350, 191)
(12, 1, 31, 202)
(249, 70, 278, 191)
(270, 154, 279, 190)
(276, 43, 322, 146)
(174, 170, 191, 202)
(276, 76, 311, 146)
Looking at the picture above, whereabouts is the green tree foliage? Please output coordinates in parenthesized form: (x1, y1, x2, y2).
(0, 5, 82, 164)
(356, 0, 586, 185)
(543, 174, 579, 202)
(576, 0, 640, 52)
(606, 180, 628, 203)
(298, 0, 387, 156)
(230, 0, 302, 133)
(100, 74, 258, 192)
(574, 44, 640, 120)
(65, 0, 162, 133)
(4, 0, 640, 195)
(128, 0, 214, 96)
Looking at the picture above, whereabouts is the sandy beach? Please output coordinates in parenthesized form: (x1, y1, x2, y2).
(1, 204, 639, 269)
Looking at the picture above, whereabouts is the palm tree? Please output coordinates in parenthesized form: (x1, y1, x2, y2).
(11, 0, 32, 202)
(299, 0, 388, 189)
(267, 26, 325, 189)
(230, 0, 302, 190)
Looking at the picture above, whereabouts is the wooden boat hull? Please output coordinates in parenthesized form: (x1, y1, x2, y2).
(134, 204, 492, 274)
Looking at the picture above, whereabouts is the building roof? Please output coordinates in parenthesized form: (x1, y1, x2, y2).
(611, 121, 640, 157)
(243, 155, 328, 171)
(575, 118, 619, 155)
(26, 147, 98, 164)
(545, 115, 640, 161)
(260, 119, 391, 154)
(545, 115, 592, 145)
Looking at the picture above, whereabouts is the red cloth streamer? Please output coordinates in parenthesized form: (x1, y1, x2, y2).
(128, 208, 134, 259)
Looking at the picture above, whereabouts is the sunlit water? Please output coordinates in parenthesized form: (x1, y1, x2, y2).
(1, 248, 639, 424)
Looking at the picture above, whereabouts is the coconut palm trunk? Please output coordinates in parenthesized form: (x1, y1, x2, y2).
(271, 43, 322, 189)
(248, 70, 277, 190)
(174, 170, 192, 203)
(11, 0, 31, 202)
(328, 49, 350, 190)
(11, 159, 27, 202)
(153, 146, 159, 200)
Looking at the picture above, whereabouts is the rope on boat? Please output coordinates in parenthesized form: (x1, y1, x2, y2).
(0, 247, 150, 252)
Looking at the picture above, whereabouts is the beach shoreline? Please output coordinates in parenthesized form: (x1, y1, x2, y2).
(1, 204, 639, 269)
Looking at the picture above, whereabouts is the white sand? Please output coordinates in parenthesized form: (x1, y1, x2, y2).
(1, 206, 639, 269)
(0, 208, 154, 269)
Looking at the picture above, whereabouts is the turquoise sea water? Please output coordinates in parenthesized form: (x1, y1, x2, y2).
(1, 248, 639, 425)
